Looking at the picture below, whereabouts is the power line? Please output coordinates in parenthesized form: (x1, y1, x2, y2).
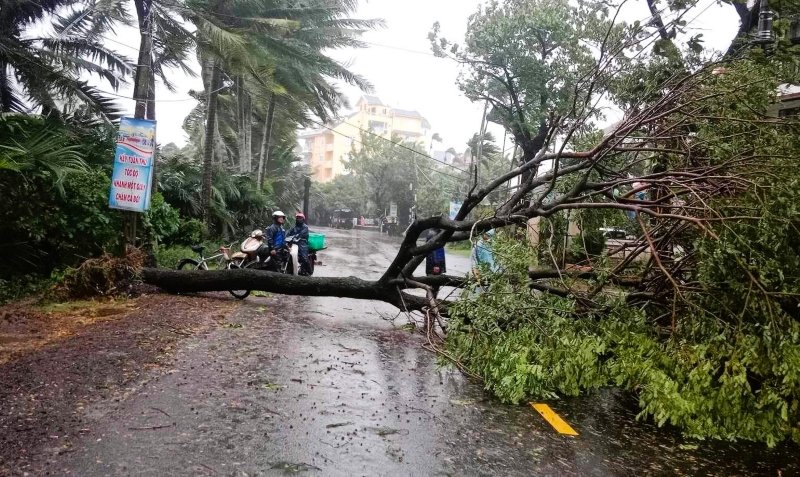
(319, 116, 470, 173)
(303, 117, 466, 181)
(361, 41, 443, 58)
(238, 87, 468, 182)
(100, 34, 141, 53)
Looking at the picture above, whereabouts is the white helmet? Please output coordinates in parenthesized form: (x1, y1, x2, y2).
(250, 229, 264, 238)
(272, 210, 286, 218)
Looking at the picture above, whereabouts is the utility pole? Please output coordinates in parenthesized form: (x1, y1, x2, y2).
(472, 99, 489, 191)
(303, 175, 311, 219)
(411, 146, 419, 223)
(754, 0, 775, 48)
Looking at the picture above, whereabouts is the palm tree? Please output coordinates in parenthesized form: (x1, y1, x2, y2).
(0, 0, 132, 122)
(184, 0, 379, 225)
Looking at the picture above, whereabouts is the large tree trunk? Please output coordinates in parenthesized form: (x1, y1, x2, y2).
(257, 93, 276, 189)
(140, 268, 458, 312)
(202, 61, 222, 225)
(303, 176, 311, 217)
(146, 55, 156, 193)
(123, 0, 154, 255)
(236, 77, 252, 174)
(132, 0, 153, 120)
(245, 94, 252, 174)
(0, 61, 12, 111)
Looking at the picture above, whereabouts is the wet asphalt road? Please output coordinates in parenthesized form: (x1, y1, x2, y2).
(48, 228, 798, 475)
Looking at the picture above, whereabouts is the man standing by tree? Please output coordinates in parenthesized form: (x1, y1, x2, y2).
(425, 228, 447, 276)
(425, 228, 447, 299)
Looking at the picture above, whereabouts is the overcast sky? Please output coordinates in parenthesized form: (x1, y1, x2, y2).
(103, 0, 741, 150)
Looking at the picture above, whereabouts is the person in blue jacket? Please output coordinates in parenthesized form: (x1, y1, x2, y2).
(258, 210, 286, 268)
(288, 212, 310, 275)
(425, 228, 446, 275)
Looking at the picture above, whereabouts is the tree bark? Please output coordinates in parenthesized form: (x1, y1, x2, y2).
(236, 77, 252, 174)
(141, 268, 443, 312)
(132, 0, 153, 120)
(257, 93, 276, 189)
(245, 93, 252, 174)
(146, 56, 156, 192)
(0, 60, 12, 112)
(125, 0, 154, 256)
(646, 0, 671, 41)
(303, 176, 311, 217)
(202, 61, 222, 226)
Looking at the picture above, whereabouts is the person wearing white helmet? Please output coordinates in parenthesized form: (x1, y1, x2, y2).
(258, 211, 286, 265)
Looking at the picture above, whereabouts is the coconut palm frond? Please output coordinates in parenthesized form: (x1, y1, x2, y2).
(54, 0, 132, 37)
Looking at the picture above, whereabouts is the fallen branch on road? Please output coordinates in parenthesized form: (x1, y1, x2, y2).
(140, 268, 453, 314)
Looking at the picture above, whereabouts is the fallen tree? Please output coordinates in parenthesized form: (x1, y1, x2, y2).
(139, 0, 800, 446)
(142, 62, 768, 319)
(140, 0, 796, 327)
(141, 267, 464, 312)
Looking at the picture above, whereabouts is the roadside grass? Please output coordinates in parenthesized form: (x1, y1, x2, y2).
(446, 241, 472, 258)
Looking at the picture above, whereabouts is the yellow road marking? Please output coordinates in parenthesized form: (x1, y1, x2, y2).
(530, 403, 579, 436)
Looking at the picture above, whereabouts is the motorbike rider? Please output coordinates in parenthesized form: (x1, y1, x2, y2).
(258, 210, 286, 267)
(288, 212, 310, 275)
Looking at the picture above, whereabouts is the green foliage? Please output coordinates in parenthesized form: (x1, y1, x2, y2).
(0, 116, 121, 277)
(448, 233, 800, 446)
(537, 213, 569, 265)
(430, 0, 628, 137)
(157, 153, 273, 237)
(0, 0, 129, 122)
(343, 132, 418, 216)
(142, 193, 180, 244)
(446, 240, 471, 251)
(153, 239, 228, 269)
(315, 132, 458, 221)
(569, 208, 627, 261)
(173, 218, 207, 246)
(154, 244, 195, 269)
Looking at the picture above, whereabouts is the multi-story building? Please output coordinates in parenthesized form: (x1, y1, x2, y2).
(299, 95, 432, 182)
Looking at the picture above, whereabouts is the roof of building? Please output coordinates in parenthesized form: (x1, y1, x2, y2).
(779, 91, 800, 102)
(298, 128, 327, 138)
(358, 95, 384, 106)
(392, 108, 422, 118)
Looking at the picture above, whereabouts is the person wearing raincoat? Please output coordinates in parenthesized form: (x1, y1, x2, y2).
(471, 229, 498, 293)
(288, 212, 310, 275)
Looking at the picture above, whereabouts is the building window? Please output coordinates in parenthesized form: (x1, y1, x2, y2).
(368, 120, 387, 133)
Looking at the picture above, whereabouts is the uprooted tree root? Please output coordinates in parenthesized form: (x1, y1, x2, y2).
(54, 247, 146, 300)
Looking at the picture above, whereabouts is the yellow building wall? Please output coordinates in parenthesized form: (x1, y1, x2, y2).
(305, 99, 429, 183)
(391, 116, 421, 133)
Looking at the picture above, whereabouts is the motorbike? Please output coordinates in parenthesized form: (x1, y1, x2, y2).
(227, 229, 321, 278)
(257, 234, 316, 276)
(219, 229, 265, 300)
(284, 234, 320, 276)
